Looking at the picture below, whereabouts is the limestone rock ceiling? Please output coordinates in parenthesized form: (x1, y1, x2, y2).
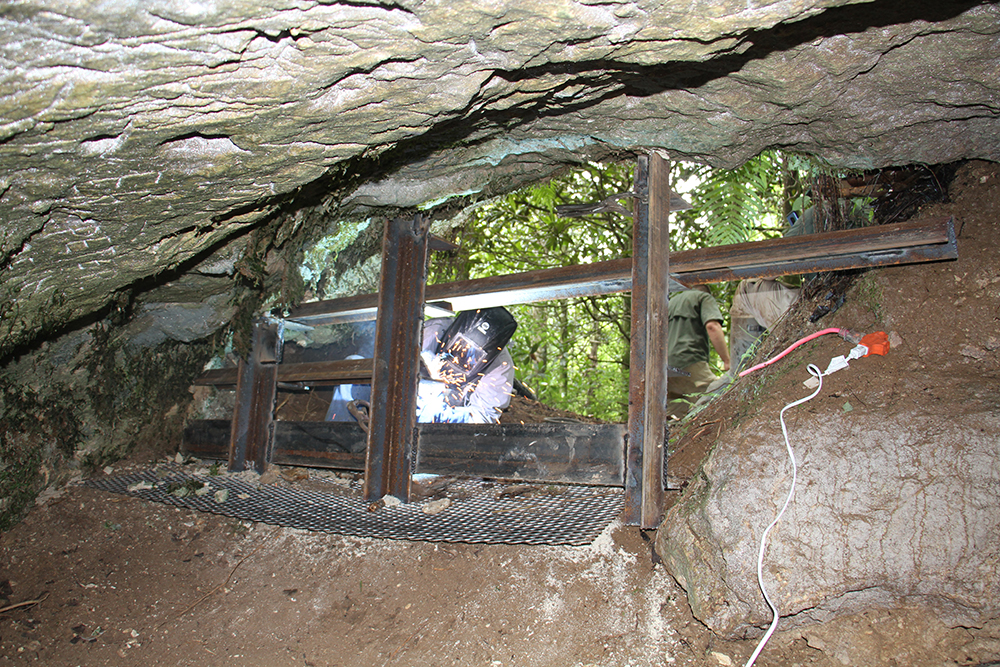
(1, 0, 998, 356)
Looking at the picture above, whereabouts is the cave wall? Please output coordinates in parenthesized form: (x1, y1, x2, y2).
(0, 324, 215, 530)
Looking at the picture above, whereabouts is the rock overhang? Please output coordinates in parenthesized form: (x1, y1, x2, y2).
(1, 0, 999, 357)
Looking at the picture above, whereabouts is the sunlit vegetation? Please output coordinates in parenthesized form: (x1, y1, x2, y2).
(428, 152, 814, 421)
(294, 151, 836, 420)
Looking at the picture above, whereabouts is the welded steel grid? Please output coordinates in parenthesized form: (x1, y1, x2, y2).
(85, 467, 623, 546)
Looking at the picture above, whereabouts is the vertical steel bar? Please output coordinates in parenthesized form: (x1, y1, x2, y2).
(624, 153, 672, 527)
(642, 152, 671, 527)
(624, 155, 649, 525)
(364, 215, 430, 502)
(227, 318, 279, 472)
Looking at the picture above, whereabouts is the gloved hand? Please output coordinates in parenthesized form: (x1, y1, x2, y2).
(417, 379, 477, 423)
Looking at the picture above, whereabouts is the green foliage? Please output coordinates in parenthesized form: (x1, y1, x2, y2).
(430, 162, 637, 421)
(427, 151, 824, 421)
(853, 273, 886, 326)
(506, 298, 632, 421)
(672, 151, 788, 251)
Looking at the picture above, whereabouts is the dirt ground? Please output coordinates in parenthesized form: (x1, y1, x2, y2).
(2, 161, 1000, 666)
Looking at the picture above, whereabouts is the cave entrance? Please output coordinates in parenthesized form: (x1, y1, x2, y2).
(184, 153, 958, 530)
(185, 153, 673, 527)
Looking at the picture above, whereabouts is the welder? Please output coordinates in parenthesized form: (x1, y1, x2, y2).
(325, 307, 517, 425)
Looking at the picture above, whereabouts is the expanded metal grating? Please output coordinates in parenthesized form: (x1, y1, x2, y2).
(85, 467, 623, 546)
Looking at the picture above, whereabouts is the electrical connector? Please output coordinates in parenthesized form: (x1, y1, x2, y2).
(846, 344, 869, 361)
(838, 328, 865, 345)
(805, 354, 851, 388)
(860, 331, 890, 356)
(805, 344, 868, 388)
(825, 355, 850, 374)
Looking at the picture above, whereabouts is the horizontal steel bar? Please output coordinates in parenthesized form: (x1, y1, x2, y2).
(195, 358, 375, 387)
(286, 216, 955, 325)
(182, 419, 627, 487)
(686, 234, 957, 283)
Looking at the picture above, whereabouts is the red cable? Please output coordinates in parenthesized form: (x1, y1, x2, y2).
(738, 328, 846, 378)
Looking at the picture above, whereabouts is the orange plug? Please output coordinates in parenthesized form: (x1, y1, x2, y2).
(860, 331, 890, 356)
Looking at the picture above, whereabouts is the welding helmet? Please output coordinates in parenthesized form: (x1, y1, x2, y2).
(434, 307, 517, 385)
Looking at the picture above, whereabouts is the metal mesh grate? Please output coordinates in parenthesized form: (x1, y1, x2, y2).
(84, 468, 623, 546)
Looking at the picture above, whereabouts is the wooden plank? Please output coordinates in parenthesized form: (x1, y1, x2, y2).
(365, 215, 429, 502)
(227, 319, 279, 472)
(284, 216, 955, 325)
(182, 419, 626, 486)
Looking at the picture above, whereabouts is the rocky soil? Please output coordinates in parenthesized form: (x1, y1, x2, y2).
(2, 479, 998, 667)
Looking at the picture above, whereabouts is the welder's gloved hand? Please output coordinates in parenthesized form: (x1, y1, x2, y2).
(417, 379, 478, 423)
(417, 379, 451, 422)
(420, 350, 445, 381)
(417, 378, 442, 406)
(416, 399, 440, 424)
(435, 406, 478, 423)
(417, 400, 477, 424)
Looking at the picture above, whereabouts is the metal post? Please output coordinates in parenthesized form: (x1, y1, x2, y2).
(364, 215, 430, 502)
(624, 152, 671, 527)
(227, 318, 280, 472)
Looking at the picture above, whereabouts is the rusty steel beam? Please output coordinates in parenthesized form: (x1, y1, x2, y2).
(285, 216, 956, 326)
(623, 153, 672, 528)
(642, 152, 671, 528)
(286, 267, 631, 326)
(227, 318, 279, 473)
(677, 225, 957, 283)
(624, 155, 649, 525)
(364, 215, 430, 503)
(289, 296, 454, 325)
(184, 420, 627, 487)
(195, 357, 375, 387)
(674, 215, 953, 273)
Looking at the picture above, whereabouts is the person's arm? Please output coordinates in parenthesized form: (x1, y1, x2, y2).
(705, 320, 731, 371)
(463, 350, 516, 423)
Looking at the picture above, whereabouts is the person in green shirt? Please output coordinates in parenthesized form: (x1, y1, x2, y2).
(667, 285, 731, 418)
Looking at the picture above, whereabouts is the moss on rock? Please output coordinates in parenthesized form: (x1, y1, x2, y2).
(0, 321, 215, 530)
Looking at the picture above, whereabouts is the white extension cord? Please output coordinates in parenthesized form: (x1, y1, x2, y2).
(744, 363, 824, 667)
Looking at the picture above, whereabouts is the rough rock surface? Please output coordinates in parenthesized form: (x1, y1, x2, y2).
(2, 0, 1000, 356)
(657, 160, 1000, 638)
(663, 411, 1000, 637)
